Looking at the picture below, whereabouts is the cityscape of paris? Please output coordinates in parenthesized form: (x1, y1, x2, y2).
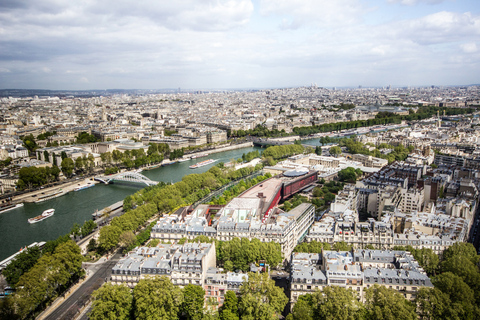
(1, 1, 480, 320)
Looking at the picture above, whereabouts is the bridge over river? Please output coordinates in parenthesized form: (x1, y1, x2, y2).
(95, 171, 158, 186)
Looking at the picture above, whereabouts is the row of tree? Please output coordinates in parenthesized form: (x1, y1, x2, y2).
(210, 173, 272, 206)
(290, 106, 477, 136)
(0, 241, 84, 319)
(229, 125, 289, 138)
(89, 272, 288, 320)
(241, 150, 260, 163)
(16, 166, 60, 190)
(196, 237, 283, 272)
(294, 240, 353, 253)
(101, 166, 265, 253)
(261, 145, 305, 160)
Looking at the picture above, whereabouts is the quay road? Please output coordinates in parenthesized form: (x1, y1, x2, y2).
(40, 252, 122, 320)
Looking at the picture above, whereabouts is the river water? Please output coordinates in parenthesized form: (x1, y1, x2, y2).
(0, 146, 268, 261)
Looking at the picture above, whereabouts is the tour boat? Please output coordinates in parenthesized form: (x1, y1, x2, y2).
(28, 209, 55, 224)
(190, 153, 208, 159)
(189, 159, 216, 169)
(74, 183, 95, 192)
(0, 203, 24, 214)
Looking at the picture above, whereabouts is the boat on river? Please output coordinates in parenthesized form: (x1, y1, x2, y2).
(74, 183, 95, 192)
(191, 153, 209, 159)
(34, 190, 64, 203)
(189, 159, 216, 169)
(0, 203, 24, 214)
(28, 209, 54, 224)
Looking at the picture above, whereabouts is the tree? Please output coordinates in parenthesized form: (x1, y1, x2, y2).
(415, 287, 454, 320)
(441, 242, 479, 266)
(219, 291, 239, 320)
(61, 157, 74, 178)
(89, 283, 133, 320)
(119, 231, 136, 248)
(239, 272, 288, 320)
(52, 152, 57, 166)
(70, 222, 81, 238)
(2, 246, 41, 287)
(98, 225, 122, 252)
(81, 220, 97, 237)
(432, 272, 475, 305)
(12, 241, 83, 319)
(333, 241, 352, 251)
(364, 285, 417, 320)
(133, 277, 183, 320)
(181, 284, 205, 320)
(329, 146, 342, 156)
(101, 152, 113, 167)
(312, 286, 365, 320)
(338, 167, 360, 183)
(22, 134, 37, 154)
(291, 296, 314, 320)
(411, 248, 439, 276)
(87, 238, 97, 252)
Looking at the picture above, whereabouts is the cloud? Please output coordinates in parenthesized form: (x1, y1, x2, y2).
(389, 11, 480, 45)
(0, 0, 478, 89)
(388, 0, 445, 5)
(259, 0, 365, 28)
(461, 42, 477, 53)
(0, 0, 254, 31)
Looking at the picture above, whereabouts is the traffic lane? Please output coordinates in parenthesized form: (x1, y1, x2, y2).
(43, 253, 121, 320)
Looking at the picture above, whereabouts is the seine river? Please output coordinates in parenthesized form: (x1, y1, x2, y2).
(0, 138, 327, 261)
(0, 145, 274, 261)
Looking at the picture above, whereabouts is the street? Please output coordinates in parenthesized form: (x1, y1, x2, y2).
(41, 252, 122, 320)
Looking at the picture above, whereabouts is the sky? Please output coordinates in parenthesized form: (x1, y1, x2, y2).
(0, 0, 479, 90)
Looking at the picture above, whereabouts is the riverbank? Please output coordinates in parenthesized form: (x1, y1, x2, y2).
(150, 142, 255, 168)
(12, 177, 99, 203)
(0, 145, 261, 262)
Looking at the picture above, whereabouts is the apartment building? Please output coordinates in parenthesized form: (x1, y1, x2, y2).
(289, 249, 433, 307)
(110, 242, 216, 288)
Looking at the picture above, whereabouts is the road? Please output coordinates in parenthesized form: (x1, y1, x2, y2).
(42, 252, 122, 320)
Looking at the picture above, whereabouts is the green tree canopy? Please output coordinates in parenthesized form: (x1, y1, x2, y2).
(364, 285, 417, 320)
(133, 277, 183, 320)
(89, 283, 133, 320)
(61, 157, 75, 178)
(311, 286, 365, 320)
(239, 272, 288, 320)
(181, 284, 205, 320)
(219, 291, 239, 320)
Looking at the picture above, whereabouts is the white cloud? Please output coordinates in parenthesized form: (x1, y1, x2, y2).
(461, 42, 477, 53)
(388, 0, 445, 5)
(0, 0, 478, 89)
(259, 0, 365, 27)
(381, 11, 480, 45)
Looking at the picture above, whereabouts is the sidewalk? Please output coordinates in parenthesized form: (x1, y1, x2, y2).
(36, 255, 113, 320)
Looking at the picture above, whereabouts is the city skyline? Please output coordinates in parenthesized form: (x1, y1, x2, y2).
(0, 0, 479, 90)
